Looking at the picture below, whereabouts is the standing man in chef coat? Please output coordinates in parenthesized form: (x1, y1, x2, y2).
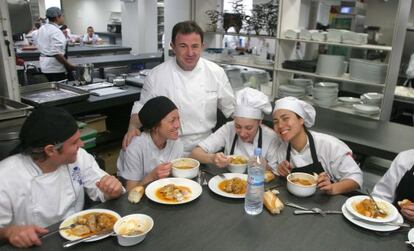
(37, 7, 75, 82)
(0, 107, 124, 248)
(123, 20, 235, 156)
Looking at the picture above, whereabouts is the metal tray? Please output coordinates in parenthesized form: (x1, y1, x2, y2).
(20, 82, 90, 107)
(0, 96, 33, 121)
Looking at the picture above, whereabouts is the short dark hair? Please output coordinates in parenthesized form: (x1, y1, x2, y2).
(60, 24, 67, 31)
(171, 21, 203, 44)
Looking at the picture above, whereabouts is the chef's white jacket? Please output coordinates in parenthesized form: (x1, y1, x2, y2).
(117, 132, 183, 181)
(274, 130, 363, 187)
(198, 122, 281, 169)
(37, 22, 67, 73)
(131, 57, 235, 154)
(0, 148, 107, 228)
(82, 34, 101, 44)
(373, 149, 414, 203)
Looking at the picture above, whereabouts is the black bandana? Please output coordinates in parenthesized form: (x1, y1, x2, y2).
(19, 107, 78, 150)
(138, 96, 177, 130)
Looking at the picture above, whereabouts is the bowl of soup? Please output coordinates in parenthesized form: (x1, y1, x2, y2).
(227, 155, 248, 173)
(287, 172, 317, 197)
(113, 214, 154, 246)
(171, 158, 200, 179)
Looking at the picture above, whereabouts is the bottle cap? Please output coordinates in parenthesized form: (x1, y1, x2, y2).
(254, 147, 262, 156)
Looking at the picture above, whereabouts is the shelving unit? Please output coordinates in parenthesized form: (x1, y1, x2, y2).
(277, 37, 392, 51)
(195, 0, 411, 121)
(157, 0, 164, 51)
(274, 0, 411, 121)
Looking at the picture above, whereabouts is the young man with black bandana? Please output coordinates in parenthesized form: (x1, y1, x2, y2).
(0, 107, 124, 248)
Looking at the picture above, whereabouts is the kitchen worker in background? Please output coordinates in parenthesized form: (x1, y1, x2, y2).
(60, 25, 78, 44)
(82, 26, 102, 45)
(118, 96, 183, 191)
(0, 107, 124, 248)
(122, 20, 235, 156)
(37, 7, 75, 82)
(191, 87, 280, 170)
(373, 149, 414, 222)
(273, 97, 363, 195)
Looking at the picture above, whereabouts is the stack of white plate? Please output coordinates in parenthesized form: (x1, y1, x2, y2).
(338, 97, 361, 107)
(316, 54, 347, 77)
(312, 82, 338, 107)
(360, 92, 383, 106)
(288, 78, 313, 95)
(278, 85, 306, 98)
(353, 104, 380, 115)
(349, 59, 387, 84)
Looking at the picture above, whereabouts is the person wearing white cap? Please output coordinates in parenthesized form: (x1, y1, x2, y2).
(272, 97, 362, 195)
(191, 87, 280, 170)
(37, 7, 75, 81)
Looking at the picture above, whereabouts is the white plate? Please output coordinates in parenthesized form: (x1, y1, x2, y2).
(342, 204, 403, 232)
(345, 195, 399, 223)
(208, 173, 248, 199)
(338, 97, 361, 104)
(353, 104, 380, 115)
(59, 209, 121, 241)
(145, 177, 202, 205)
(408, 228, 414, 247)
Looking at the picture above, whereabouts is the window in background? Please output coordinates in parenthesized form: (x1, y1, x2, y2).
(45, 0, 61, 10)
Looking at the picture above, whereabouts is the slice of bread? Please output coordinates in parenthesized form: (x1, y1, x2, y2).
(398, 199, 413, 207)
(264, 190, 284, 215)
(128, 185, 144, 204)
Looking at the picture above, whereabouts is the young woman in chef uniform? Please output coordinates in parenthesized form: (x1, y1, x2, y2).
(191, 87, 280, 170)
(373, 149, 414, 222)
(117, 96, 183, 191)
(0, 107, 123, 248)
(273, 97, 363, 195)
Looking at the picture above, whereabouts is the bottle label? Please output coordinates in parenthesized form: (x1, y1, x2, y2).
(248, 175, 264, 186)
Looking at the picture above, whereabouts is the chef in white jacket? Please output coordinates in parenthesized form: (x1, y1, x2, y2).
(373, 149, 414, 222)
(37, 7, 75, 81)
(118, 96, 183, 191)
(191, 87, 280, 170)
(123, 21, 235, 155)
(0, 107, 123, 248)
(273, 97, 363, 195)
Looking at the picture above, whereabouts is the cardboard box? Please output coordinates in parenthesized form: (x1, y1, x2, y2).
(98, 147, 121, 175)
(82, 115, 107, 133)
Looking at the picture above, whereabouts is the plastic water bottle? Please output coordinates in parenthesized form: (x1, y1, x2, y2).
(244, 148, 265, 215)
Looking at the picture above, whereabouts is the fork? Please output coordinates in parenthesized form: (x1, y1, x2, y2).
(202, 171, 208, 185)
(285, 202, 327, 216)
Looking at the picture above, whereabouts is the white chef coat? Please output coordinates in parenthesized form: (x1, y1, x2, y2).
(0, 148, 107, 228)
(131, 57, 235, 154)
(372, 149, 414, 203)
(37, 22, 67, 73)
(274, 130, 363, 187)
(198, 121, 281, 169)
(82, 34, 101, 44)
(117, 131, 184, 181)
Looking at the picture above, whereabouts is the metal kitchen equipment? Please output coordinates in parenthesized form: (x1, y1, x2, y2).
(0, 96, 32, 121)
(75, 63, 94, 85)
(20, 82, 90, 106)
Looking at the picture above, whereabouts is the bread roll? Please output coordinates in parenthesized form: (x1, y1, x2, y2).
(264, 170, 276, 183)
(128, 186, 144, 204)
(263, 190, 284, 215)
(398, 199, 412, 208)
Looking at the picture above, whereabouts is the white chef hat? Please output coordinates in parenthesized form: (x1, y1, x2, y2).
(273, 97, 316, 128)
(233, 87, 272, 120)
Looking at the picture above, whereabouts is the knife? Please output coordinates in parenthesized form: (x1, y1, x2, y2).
(62, 229, 114, 248)
(294, 210, 343, 215)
